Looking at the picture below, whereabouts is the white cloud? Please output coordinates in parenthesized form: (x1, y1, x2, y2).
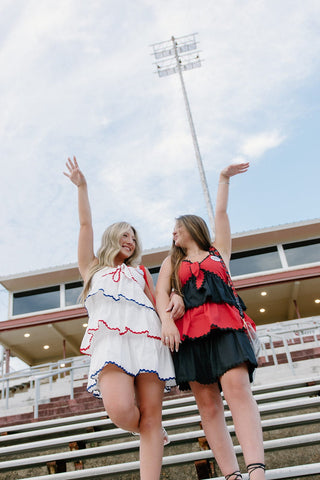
(0, 0, 320, 278)
(240, 131, 286, 159)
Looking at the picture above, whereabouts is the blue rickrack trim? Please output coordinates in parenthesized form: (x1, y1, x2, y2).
(85, 289, 156, 312)
(87, 360, 176, 398)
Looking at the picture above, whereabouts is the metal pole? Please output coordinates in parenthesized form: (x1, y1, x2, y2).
(5, 348, 10, 374)
(171, 36, 215, 235)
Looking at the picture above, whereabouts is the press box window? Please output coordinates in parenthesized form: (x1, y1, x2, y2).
(283, 238, 320, 267)
(13, 286, 60, 316)
(65, 281, 83, 306)
(149, 267, 160, 286)
(230, 246, 282, 276)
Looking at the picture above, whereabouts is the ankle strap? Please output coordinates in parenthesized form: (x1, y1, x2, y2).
(247, 463, 266, 476)
(225, 471, 242, 480)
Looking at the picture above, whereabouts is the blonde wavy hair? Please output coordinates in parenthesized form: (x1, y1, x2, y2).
(170, 214, 212, 295)
(80, 222, 142, 302)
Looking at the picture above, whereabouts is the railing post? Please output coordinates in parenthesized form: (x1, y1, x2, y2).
(70, 368, 74, 400)
(34, 378, 39, 419)
(269, 337, 278, 365)
(283, 338, 295, 375)
(5, 378, 9, 410)
(49, 365, 53, 391)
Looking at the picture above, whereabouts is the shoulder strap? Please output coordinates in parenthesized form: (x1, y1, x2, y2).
(139, 265, 156, 306)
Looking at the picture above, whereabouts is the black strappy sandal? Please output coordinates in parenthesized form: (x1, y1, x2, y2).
(247, 463, 266, 478)
(225, 471, 243, 480)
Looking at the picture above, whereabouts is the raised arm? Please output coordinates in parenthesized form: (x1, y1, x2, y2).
(214, 162, 249, 266)
(155, 256, 181, 353)
(63, 156, 96, 280)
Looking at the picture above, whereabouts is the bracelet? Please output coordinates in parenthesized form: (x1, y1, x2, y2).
(219, 181, 229, 184)
(171, 288, 182, 297)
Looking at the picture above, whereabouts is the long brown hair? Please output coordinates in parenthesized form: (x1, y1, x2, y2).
(80, 222, 142, 302)
(170, 215, 212, 295)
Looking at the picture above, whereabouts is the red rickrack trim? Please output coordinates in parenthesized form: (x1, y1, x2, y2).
(80, 318, 161, 354)
(182, 253, 227, 289)
(102, 265, 139, 284)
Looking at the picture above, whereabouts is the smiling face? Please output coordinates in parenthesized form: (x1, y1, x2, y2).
(114, 227, 136, 265)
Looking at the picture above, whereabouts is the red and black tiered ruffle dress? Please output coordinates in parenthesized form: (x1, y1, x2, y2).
(173, 247, 258, 390)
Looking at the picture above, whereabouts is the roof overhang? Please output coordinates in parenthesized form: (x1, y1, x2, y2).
(0, 218, 319, 293)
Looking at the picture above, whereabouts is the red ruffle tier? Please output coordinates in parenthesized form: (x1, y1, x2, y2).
(175, 301, 256, 341)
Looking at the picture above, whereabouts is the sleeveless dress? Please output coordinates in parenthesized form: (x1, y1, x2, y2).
(80, 263, 175, 398)
(173, 247, 258, 390)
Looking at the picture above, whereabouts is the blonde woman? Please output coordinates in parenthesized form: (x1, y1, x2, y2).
(156, 163, 265, 480)
(64, 157, 181, 480)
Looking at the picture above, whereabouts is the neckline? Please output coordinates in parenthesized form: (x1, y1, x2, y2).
(183, 252, 211, 265)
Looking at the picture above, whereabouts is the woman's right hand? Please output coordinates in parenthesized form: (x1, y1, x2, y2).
(161, 319, 181, 353)
(63, 156, 87, 187)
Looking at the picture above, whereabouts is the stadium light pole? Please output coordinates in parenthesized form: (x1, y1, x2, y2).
(151, 33, 215, 234)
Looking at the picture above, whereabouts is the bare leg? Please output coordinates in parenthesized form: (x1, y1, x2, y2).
(99, 364, 140, 432)
(220, 365, 265, 480)
(135, 373, 164, 480)
(190, 381, 240, 478)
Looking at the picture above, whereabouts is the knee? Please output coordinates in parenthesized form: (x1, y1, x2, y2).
(139, 405, 162, 432)
(104, 399, 134, 427)
(197, 397, 223, 421)
(223, 379, 253, 407)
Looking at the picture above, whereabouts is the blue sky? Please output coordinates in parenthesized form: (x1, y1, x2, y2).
(0, 0, 319, 290)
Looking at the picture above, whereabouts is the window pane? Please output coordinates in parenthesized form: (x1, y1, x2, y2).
(149, 267, 160, 287)
(284, 239, 320, 267)
(13, 286, 60, 315)
(65, 281, 83, 306)
(230, 247, 282, 276)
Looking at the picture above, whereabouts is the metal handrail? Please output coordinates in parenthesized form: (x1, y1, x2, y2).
(34, 364, 80, 418)
(258, 320, 320, 375)
(1, 356, 89, 413)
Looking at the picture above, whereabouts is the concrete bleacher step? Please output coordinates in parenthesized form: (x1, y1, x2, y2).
(1, 379, 319, 449)
(1, 373, 319, 430)
(1, 394, 320, 451)
(0, 376, 319, 480)
(14, 433, 320, 479)
(0, 375, 319, 441)
(1, 374, 317, 434)
(0, 411, 319, 474)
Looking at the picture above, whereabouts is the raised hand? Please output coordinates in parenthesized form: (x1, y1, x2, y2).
(220, 162, 249, 179)
(63, 156, 87, 187)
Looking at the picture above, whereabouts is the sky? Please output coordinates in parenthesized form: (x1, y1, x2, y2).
(0, 0, 320, 328)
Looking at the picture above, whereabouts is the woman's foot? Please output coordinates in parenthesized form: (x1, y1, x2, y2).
(247, 463, 266, 479)
(162, 427, 170, 446)
(225, 471, 242, 480)
(132, 426, 170, 446)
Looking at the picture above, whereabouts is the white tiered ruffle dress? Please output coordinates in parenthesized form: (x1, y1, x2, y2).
(80, 263, 175, 398)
